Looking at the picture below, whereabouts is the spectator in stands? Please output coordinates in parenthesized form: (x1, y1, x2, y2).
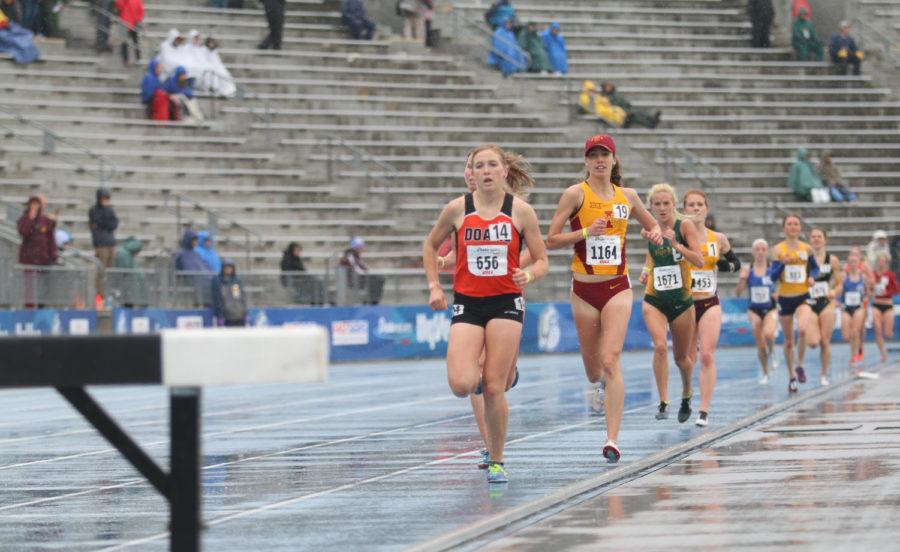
(34, 0, 65, 39)
(258, 0, 284, 50)
(340, 236, 384, 305)
(579, 80, 626, 126)
(18, 0, 33, 30)
(195, 231, 222, 273)
(541, 21, 567, 75)
(788, 148, 828, 202)
(791, 0, 812, 19)
(829, 21, 863, 75)
(140, 58, 172, 120)
(486, 18, 525, 77)
(817, 150, 857, 202)
(90, 0, 113, 53)
(115, 0, 142, 65)
(211, 259, 247, 326)
(518, 21, 551, 73)
(867, 230, 892, 267)
(18, 196, 57, 266)
(791, 8, 822, 61)
(1, 0, 20, 23)
(396, 0, 431, 45)
(747, 0, 774, 48)
(88, 187, 118, 300)
(174, 229, 206, 271)
(164, 65, 205, 122)
(111, 235, 146, 307)
(281, 242, 324, 305)
(485, 0, 516, 31)
(200, 36, 236, 97)
(158, 28, 186, 78)
(343, 0, 375, 41)
(600, 82, 661, 129)
(0, 7, 39, 63)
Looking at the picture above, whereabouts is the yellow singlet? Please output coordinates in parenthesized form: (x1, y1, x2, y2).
(569, 183, 631, 276)
(774, 240, 814, 296)
(690, 228, 720, 296)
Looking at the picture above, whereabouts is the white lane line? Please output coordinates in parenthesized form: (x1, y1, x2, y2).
(98, 402, 656, 551)
(0, 375, 580, 471)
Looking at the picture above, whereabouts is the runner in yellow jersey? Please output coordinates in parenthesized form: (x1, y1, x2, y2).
(682, 190, 740, 427)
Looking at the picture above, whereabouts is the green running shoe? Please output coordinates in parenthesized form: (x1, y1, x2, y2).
(487, 463, 509, 483)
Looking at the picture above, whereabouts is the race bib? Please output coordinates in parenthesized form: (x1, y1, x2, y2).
(750, 286, 771, 304)
(809, 282, 829, 299)
(706, 241, 718, 258)
(691, 270, 717, 294)
(672, 246, 683, 263)
(875, 277, 887, 296)
(611, 203, 630, 220)
(820, 262, 832, 275)
(785, 265, 806, 284)
(844, 291, 861, 307)
(653, 265, 683, 291)
(467, 245, 507, 277)
(586, 235, 621, 266)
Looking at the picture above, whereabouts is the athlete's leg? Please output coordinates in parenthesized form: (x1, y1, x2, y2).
(849, 308, 867, 364)
(696, 305, 721, 413)
(481, 318, 523, 463)
(596, 290, 633, 444)
(819, 304, 836, 377)
(669, 306, 697, 400)
(643, 300, 671, 405)
(780, 313, 796, 379)
(748, 310, 767, 372)
(470, 349, 488, 451)
(872, 308, 890, 362)
(447, 323, 486, 397)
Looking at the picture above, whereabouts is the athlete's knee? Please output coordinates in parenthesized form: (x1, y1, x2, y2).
(700, 350, 715, 368)
(481, 378, 506, 399)
(448, 375, 478, 398)
(652, 342, 667, 358)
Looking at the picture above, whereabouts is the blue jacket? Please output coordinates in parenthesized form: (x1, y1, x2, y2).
(486, 22, 526, 76)
(541, 22, 568, 74)
(486, 3, 516, 29)
(88, 188, 118, 247)
(140, 59, 163, 105)
(174, 230, 208, 272)
(195, 231, 222, 273)
(829, 33, 858, 62)
(163, 66, 193, 99)
(0, 20, 40, 64)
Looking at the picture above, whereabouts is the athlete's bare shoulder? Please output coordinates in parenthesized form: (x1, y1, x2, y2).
(619, 187, 640, 203)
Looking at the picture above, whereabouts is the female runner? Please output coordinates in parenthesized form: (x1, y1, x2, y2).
(424, 144, 548, 484)
(546, 134, 661, 463)
(796, 227, 841, 386)
(735, 239, 778, 384)
(872, 253, 899, 363)
(838, 248, 870, 374)
(769, 214, 819, 393)
(682, 189, 740, 427)
(436, 150, 528, 470)
(638, 184, 704, 424)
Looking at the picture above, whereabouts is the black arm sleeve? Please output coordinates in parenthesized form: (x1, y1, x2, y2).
(716, 249, 741, 273)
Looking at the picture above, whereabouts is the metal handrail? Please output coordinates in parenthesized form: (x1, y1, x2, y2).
(162, 191, 264, 271)
(850, 16, 900, 60)
(319, 135, 400, 182)
(658, 139, 722, 190)
(0, 105, 119, 186)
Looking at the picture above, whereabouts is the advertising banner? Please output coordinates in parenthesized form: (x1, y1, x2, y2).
(0, 310, 97, 336)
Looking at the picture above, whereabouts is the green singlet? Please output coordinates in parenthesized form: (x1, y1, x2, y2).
(644, 219, 694, 322)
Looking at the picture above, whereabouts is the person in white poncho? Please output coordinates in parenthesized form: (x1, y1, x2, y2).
(158, 28, 235, 98)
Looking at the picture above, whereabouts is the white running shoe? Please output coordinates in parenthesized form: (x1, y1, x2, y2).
(820, 376, 830, 386)
(695, 411, 709, 427)
(856, 371, 880, 380)
(758, 374, 769, 385)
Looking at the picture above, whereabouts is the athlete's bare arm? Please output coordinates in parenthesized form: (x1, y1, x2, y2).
(546, 185, 585, 249)
(424, 198, 464, 310)
(677, 218, 706, 268)
(638, 251, 653, 285)
(512, 199, 549, 288)
(621, 188, 662, 245)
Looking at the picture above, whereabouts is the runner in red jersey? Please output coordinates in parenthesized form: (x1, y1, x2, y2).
(872, 253, 899, 362)
(423, 145, 548, 484)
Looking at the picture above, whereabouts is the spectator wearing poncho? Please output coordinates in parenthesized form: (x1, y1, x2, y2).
(517, 22, 550, 73)
(141, 59, 174, 120)
(600, 82, 660, 129)
(486, 18, 525, 77)
(791, 8, 822, 61)
(484, 0, 515, 30)
(788, 148, 826, 202)
(0, 8, 39, 64)
(540, 21, 567, 75)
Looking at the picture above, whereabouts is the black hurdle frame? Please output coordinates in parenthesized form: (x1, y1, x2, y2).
(0, 335, 204, 552)
(57, 386, 203, 552)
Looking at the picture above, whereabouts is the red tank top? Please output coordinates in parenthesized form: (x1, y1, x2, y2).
(454, 192, 522, 297)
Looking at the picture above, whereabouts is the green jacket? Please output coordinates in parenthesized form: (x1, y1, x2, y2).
(792, 17, 819, 48)
(114, 236, 142, 269)
(788, 148, 824, 199)
(517, 28, 552, 73)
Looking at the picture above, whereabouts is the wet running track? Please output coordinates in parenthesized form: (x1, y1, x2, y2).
(0, 344, 891, 550)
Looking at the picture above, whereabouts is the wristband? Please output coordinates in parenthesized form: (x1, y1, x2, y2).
(524, 271, 533, 284)
(642, 266, 651, 274)
(436, 256, 445, 269)
(581, 227, 588, 240)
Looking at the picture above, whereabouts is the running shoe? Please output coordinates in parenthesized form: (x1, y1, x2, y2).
(602, 441, 621, 463)
(820, 375, 830, 386)
(695, 411, 709, 427)
(788, 378, 799, 393)
(758, 374, 769, 385)
(796, 366, 807, 384)
(856, 371, 880, 380)
(655, 401, 669, 420)
(678, 396, 692, 423)
(478, 448, 489, 470)
(487, 463, 509, 483)
(851, 353, 863, 365)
